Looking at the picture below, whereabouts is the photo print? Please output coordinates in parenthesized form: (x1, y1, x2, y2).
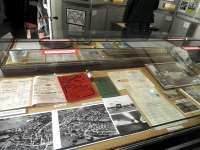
(103, 95, 149, 135)
(57, 104, 119, 149)
(176, 99, 199, 114)
(111, 111, 149, 135)
(180, 85, 200, 104)
(103, 95, 136, 114)
(0, 112, 53, 150)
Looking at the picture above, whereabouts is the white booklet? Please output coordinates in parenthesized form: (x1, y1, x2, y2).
(0, 75, 66, 111)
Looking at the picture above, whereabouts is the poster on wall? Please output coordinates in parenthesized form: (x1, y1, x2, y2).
(178, 0, 200, 16)
(67, 8, 86, 26)
(186, 0, 200, 16)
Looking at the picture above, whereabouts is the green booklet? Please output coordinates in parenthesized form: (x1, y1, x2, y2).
(94, 77, 120, 98)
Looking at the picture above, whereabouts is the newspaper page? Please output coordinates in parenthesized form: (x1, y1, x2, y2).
(108, 70, 155, 91)
(108, 70, 185, 126)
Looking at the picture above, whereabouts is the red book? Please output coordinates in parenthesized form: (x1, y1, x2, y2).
(58, 73, 98, 102)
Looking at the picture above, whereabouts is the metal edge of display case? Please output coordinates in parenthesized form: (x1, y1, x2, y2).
(0, 39, 14, 65)
(116, 124, 200, 150)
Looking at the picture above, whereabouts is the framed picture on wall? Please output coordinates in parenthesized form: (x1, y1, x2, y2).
(66, 8, 86, 26)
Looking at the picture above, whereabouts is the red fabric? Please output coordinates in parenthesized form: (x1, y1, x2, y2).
(58, 73, 98, 102)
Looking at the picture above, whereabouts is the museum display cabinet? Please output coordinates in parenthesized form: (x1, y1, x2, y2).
(0, 37, 200, 150)
(0, 37, 192, 76)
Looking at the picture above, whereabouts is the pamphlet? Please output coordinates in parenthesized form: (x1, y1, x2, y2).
(0, 76, 66, 111)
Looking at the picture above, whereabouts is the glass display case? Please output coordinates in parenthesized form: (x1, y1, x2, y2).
(1, 0, 200, 149)
(0, 38, 181, 76)
(1, 37, 200, 76)
(0, 37, 200, 150)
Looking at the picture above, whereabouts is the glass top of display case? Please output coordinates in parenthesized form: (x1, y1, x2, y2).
(0, 37, 200, 150)
(0, 37, 199, 76)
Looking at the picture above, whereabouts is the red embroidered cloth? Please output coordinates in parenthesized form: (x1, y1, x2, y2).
(58, 73, 98, 102)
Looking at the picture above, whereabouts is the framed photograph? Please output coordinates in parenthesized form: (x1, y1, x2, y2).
(180, 85, 200, 105)
(66, 8, 86, 26)
(175, 99, 199, 114)
(146, 62, 200, 89)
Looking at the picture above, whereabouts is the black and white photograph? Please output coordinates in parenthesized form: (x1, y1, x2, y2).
(176, 99, 199, 114)
(0, 112, 53, 150)
(146, 62, 200, 89)
(58, 104, 119, 149)
(181, 85, 200, 104)
(103, 95, 136, 114)
(111, 111, 149, 135)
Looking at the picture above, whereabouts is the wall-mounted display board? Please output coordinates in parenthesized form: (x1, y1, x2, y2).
(178, 0, 200, 18)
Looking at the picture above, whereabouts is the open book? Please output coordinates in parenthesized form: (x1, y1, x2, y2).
(0, 76, 66, 111)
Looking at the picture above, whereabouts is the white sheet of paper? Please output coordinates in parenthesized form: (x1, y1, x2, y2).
(108, 70, 154, 91)
(0, 108, 26, 118)
(0, 78, 32, 111)
(32, 76, 66, 105)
